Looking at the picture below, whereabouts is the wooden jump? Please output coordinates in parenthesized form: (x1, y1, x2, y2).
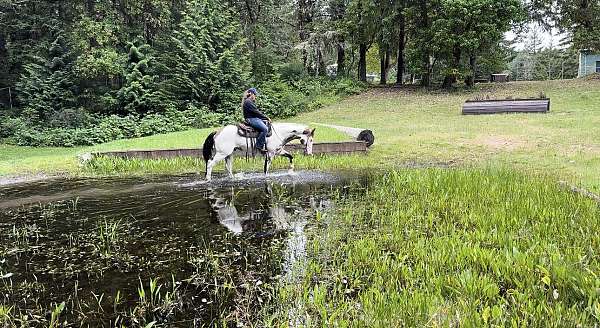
(462, 98, 550, 115)
(313, 123, 375, 147)
(91, 141, 368, 160)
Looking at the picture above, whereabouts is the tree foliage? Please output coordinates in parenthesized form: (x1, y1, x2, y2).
(0, 0, 577, 147)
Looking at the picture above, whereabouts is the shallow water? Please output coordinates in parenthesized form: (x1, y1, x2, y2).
(0, 171, 360, 326)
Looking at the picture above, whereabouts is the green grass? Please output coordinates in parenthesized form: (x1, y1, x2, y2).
(2, 80, 600, 326)
(0, 127, 350, 176)
(2, 79, 600, 193)
(268, 169, 600, 326)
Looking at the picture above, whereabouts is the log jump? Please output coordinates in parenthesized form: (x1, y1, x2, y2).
(462, 98, 550, 115)
(312, 123, 375, 147)
(90, 141, 368, 160)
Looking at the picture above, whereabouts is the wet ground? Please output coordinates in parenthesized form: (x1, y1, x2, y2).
(0, 171, 363, 327)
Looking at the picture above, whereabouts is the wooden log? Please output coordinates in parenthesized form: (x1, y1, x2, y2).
(313, 123, 375, 147)
(90, 141, 368, 160)
(462, 98, 550, 115)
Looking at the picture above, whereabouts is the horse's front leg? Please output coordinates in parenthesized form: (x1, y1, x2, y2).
(278, 149, 294, 173)
(263, 151, 274, 175)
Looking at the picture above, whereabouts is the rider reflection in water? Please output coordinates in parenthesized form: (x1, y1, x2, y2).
(242, 88, 271, 153)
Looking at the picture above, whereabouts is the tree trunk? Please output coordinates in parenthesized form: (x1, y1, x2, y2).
(385, 48, 391, 77)
(359, 43, 367, 82)
(298, 0, 314, 73)
(380, 47, 387, 85)
(396, 12, 405, 85)
(337, 39, 345, 77)
(419, 0, 431, 87)
(466, 55, 476, 87)
(317, 47, 326, 76)
(443, 46, 461, 88)
(86, 0, 96, 15)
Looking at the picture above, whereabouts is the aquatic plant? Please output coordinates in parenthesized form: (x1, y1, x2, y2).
(94, 218, 125, 257)
(270, 169, 600, 326)
(48, 302, 65, 328)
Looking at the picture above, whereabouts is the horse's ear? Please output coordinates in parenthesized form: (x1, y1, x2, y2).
(311, 128, 316, 136)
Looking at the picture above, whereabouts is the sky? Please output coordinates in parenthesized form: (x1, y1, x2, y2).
(505, 23, 569, 51)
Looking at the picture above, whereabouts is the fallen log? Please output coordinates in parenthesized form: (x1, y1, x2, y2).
(313, 123, 375, 147)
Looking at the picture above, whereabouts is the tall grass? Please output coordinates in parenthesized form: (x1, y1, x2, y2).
(270, 169, 600, 326)
(83, 152, 373, 177)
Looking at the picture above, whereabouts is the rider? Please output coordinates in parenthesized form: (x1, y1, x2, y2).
(242, 88, 271, 152)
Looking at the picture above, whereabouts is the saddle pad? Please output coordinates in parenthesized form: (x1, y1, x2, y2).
(237, 122, 273, 138)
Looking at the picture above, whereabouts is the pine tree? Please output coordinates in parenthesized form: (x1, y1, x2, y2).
(16, 35, 76, 126)
(159, 0, 248, 113)
(117, 41, 158, 115)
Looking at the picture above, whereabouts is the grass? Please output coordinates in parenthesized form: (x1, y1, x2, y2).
(2, 80, 600, 326)
(2, 79, 600, 193)
(0, 126, 350, 177)
(268, 168, 600, 326)
(294, 79, 600, 193)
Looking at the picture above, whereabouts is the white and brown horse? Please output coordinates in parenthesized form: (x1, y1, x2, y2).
(202, 123, 315, 181)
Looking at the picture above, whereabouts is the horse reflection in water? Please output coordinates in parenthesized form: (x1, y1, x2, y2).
(206, 184, 332, 281)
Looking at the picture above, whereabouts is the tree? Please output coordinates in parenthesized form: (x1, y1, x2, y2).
(530, 0, 600, 51)
(431, 0, 524, 88)
(16, 35, 77, 126)
(395, 0, 408, 84)
(328, 0, 350, 76)
(375, 0, 394, 84)
(117, 41, 158, 115)
(159, 0, 248, 113)
(347, 0, 378, 81)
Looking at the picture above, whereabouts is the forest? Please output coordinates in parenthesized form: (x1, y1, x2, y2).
(0, 0, 598, 147)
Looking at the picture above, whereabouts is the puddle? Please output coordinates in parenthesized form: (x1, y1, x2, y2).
(0, 171, 362, 326)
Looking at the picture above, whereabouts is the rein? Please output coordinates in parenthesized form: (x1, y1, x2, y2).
(272, 125, 303, 153)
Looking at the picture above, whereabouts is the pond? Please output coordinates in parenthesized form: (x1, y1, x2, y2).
(0, 171, 364, 327)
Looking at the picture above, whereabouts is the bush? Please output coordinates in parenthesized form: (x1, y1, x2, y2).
(279, 61, 307, 82)
(2, 76, 365, 147)
(0, 116, 28, 139)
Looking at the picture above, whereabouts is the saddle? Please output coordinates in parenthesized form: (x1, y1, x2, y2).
(237, 121, 273, 138)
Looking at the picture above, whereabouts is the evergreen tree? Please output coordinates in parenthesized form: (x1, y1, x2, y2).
(16, 35, 77, 126)
(160, 0, 248, 113)
(117, 41, 158, 115)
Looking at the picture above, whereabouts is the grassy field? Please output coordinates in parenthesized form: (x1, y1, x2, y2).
(269, 169, 600, 326)
(0, 125, 351, 177)
(2, 79, 599, 192)
(294, 78, 600, 193)
(2, 79, 600, 326)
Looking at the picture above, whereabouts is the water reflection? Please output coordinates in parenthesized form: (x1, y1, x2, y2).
(0, 172, 346, 326)
(207, 183, 335, 286)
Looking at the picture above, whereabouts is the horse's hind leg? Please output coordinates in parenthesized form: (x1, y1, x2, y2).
(225, 155, 234, 178)
(206, 152, 229, 181)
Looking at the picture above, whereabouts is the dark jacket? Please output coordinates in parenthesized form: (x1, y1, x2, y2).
(243, 98, 268, 120)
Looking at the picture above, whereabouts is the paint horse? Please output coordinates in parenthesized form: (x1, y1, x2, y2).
(202, 123, 316, 181)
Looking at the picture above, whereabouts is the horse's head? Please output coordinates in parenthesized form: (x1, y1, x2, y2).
(299, 128, 316, 155)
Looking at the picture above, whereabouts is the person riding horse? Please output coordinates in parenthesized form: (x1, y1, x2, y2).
(242, 88, 271, 152)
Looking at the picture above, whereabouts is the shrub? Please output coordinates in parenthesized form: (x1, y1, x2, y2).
(2, 76, 365, 147)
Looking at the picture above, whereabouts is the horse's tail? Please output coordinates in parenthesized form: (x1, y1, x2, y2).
(203, 131, 217, 164)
